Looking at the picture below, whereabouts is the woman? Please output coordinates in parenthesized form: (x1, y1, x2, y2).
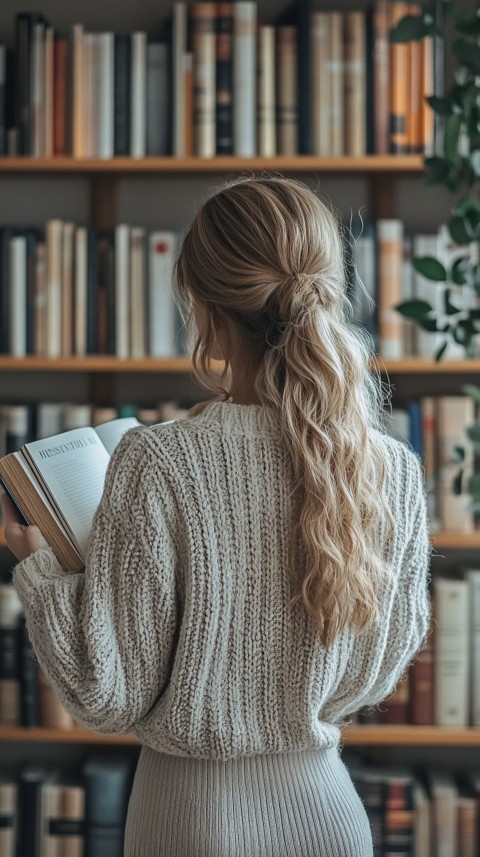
(3, 177, 431, 857)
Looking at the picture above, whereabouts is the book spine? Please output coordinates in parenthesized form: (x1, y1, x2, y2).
(146, 43, 170, 156)
(42, 784, 85, 855)
(86, 228, 98, 354)
(389, 2, 410, 154)
(31, 22, 45, 157)
(377, 219, 404, 359)
(0, 46, 5, 156)
(233, 2, 257, 157)
(9, 235, 27, 357)
(276, 27, 297, 156)
(130, 32, 146, 159)
(72, 24, 84, 159)
(38, 668, 75, 728)
(0, 781, 17, 857)
(437, 397, 475, 533)
(15, 14, 33, 155)
(410, 630, 434, 724)
(434, 578, 470, 727)
(173, 3, 187, 157)
(61, 222, 74, 356)
(365, 9, 374, 154)
(192, 3, 217, 158)
(83, 759, 132, 857)
(129, 227, 146, 359)
(115, 225, 130, 358)
(422, 34, 435, 156)
(148, 232, 177, 357)
(216, 3, 233, 155)
(373, 0, 390, 155)
(44, 26, 54, 158)
(74, 226, 87, 356)
(25, 230, 37, 355)
(343, 12, 366, 157)
(311, 13, 330, 156)
(421, 396, 439, 531)
(98, 33, 114, 159)
(0, 229, 12, 353)
(53, 38, 68, 156)
(19, 619, 39, 728)
(328, 13, 344, 157)
(408, 6, 423, 154)
(433, 0, 444, 157)
(34, 241, 47, 355)
(296, 0, 312, 154)
(0, 586, 22, 727)
(467, 570, 480, 727)
(257, 25, 276, 157)
(184, 52, 194, 157)
(379, 673, 410, 724)
(401, 229, 416, 356)
(46, 219, 63, 357)
(114, 35, 131, 157)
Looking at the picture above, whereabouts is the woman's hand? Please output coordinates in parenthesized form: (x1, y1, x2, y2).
(1, 493, 50, 561)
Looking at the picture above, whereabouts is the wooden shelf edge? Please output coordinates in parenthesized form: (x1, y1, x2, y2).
(1, 725, 480, 746)
(0, 156, 425, 174)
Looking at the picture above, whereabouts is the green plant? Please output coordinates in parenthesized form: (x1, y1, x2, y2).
(391, 0, 480, 361)
(453, 384, 480, 515)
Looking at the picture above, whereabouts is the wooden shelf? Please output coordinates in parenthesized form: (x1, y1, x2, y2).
(1, 724, 480, 746)
(0, 156, 424, 174)
(0, 356, 479, 374)
(431, 532, 480, 549)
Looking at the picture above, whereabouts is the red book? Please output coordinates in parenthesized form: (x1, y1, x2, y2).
(53, 38, 68, 156)
(379, 672, 409, 724)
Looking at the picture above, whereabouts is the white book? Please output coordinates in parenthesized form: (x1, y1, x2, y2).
(0, 779, 17, 857)
(41, 782, 85, 857)
(46, 220, 63, 357)
(115, 224, 130, 358)
(343, 12, 366, 157)
(72, 24, 85, 159)
(36, 404, 64, 439)
(63, 405, 93, 431)
(467, 570, 480, 727)
(173, 3, 187, 157)
(311, 13, 330, 156)
(192, 4, 216, 158)
(0, 47, 5, 154)
(61, 222, 74, 356)
(413, 780, 431, 857)
(98, 32, 114, 159)
(425, 771, 458, 857)
(74, 226, 87, 356)
(130, 32, 147, 158)
(148, 231, 178, 357)
(129, 227, 146, 358)
(83, 32, 95, 158)
(434, 578, 470, 727)
(44, 26, 54, 158)
(276, 27, 297, 156)
(32, 22, 46, 157)
(34, 242, 47, 355)
(9, 236, 27, 357)
(258, 25, 276, 157)
(328, 12, 344, 156)
(233, 2, 257, 157)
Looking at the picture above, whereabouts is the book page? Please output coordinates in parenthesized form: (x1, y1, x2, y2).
(23, 428, 111, 556)
(94, 417, 140, 455)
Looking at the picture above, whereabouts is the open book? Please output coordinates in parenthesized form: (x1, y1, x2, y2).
(0, 417, 140, 571)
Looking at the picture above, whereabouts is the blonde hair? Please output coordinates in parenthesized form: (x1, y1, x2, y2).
(174, 176, 395, 646)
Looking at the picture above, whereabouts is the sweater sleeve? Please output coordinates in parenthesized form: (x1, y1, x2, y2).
(322, 445, 432, 723)
(12, 428, 180, 734)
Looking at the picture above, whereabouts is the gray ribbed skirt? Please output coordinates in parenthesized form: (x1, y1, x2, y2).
(124, 745, 373, 857)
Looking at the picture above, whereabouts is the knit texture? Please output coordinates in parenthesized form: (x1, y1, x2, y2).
(13, 402, 431, 760)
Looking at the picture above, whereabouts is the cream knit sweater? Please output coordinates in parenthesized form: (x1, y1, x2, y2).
(13, 402, 431, 760)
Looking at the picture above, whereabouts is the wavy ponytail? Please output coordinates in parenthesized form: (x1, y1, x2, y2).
(174, 175, 395, 646)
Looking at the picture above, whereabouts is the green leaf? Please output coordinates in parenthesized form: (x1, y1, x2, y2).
(426, 95, 453, 115)
(467, 423, 480, 442)
(455, 10, 480, 36)
(419, 316, 442, 332)
(412, 256, 447, 281)
(389, 14, 427, 42)
(448, 215, 474, 245)
(395, 299, 433, 319)
(435, 340, 448, 362)
(444, 288, 460, 315)
(450, 256, 470, 285)
(453, 468, 464, 494)
(445, 114, 462, 164)
(462, 384, 480, 404)
(452, 445, 466, 462)
(452, 38, 480, 70)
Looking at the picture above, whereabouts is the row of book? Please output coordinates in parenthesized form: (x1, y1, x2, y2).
(347, 757, 480, 857)
(2, 216, 479, 361)
(0, 755, 134, 857)
(1, 2, 438, 159)
(0, 402, 189, 460)
(348, 220, 480, 362)
(355, 575, 480, 729)
(0, 222, 182, 359)
(385, 396, 479, 534)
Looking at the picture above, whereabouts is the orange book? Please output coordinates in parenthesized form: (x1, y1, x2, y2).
(53, 38, 68, 156)
(389, 2, 410, 154)
(379, 672, 410, 724)
(184, 52, 194, 157)
(410, 628, 434, 725)
(38, 669, 75, 730)
(377, 219, 404, 359)
(408, 6, 423, 154)
(422, 35, 435, 155)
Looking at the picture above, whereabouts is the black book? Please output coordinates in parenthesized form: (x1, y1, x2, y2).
(0, 227, 16, 353)
(83, 757, 133, 857)
(24, 228, 38, 355)
(282, 0, 312, 155)
(17, 766, 52, 857)
(105, 229, 116, 355)
(19, 617, 39, 728)
(86, 228, 98, 355)
(114, 35, 131, 156)
(15, 13, 47, 155)
(216, 5, 233, 154)
(0, 46, 5, 156)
